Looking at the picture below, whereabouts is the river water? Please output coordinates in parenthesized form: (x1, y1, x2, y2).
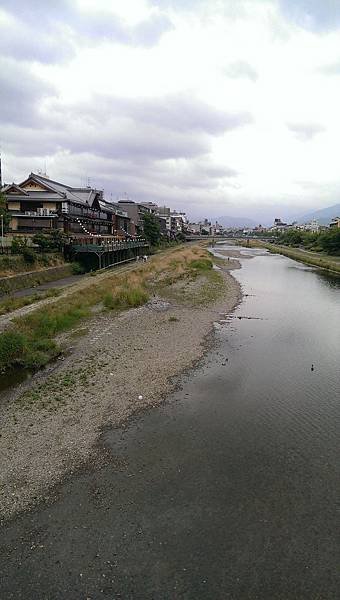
(1, 246, 339, 599)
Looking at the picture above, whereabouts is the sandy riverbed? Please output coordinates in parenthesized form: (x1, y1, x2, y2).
(0, 257, 241, 523)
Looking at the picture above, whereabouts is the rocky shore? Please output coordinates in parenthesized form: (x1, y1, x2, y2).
(0, 253, 241, 522)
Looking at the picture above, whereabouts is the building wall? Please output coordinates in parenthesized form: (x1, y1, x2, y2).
(7, 201, 21, 210)
(21, 182, 47, 191)
(42, 202, 57, 210)
(117, 202, 140, 228)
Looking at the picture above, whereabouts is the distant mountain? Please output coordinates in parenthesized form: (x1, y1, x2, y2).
(298, 203, 340, 225)
(217, 215, 258, 228)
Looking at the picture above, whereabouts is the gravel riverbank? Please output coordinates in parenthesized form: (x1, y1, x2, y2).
(0, 258, 241, 522)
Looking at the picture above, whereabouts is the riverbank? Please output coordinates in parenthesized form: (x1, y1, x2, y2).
(245, 240, 340, 273)
(0, 245, 241, 522)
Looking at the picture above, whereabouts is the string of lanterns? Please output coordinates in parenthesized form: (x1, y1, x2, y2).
(75, 217, 100, 237)
(74, 216, 145, 243)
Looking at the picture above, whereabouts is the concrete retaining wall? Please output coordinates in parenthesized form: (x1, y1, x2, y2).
(0, 264, 73, 295)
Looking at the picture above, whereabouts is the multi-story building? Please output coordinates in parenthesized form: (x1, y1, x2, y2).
(3, 172, 131, 238)
(117, 199, 155, 233)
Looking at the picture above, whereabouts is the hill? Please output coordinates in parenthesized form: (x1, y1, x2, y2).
(299, 203, 340, 225)
(217, 215, 258, 228)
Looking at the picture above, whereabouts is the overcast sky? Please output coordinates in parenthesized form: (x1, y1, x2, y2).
(1, 0, 340, 222)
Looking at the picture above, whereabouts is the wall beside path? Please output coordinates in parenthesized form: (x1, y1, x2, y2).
(0, 264, 73, 295)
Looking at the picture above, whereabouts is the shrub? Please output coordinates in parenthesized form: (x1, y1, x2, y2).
(11, 236, 28, 254)
(22, 248, 36, 264)
(71, 262, 86, 275)
(0, 330, 27, 371)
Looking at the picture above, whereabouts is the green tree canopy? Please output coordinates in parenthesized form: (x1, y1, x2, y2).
(32, 230, 67, 252)
(142, 212, 161, 246)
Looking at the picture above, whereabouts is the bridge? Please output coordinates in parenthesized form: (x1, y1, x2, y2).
(185, 235, 231, 242)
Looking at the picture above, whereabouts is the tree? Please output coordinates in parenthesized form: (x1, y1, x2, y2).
(143, 212, 161, 246)
(32, 229, 67, 252)
(279, 229, 303, 246)
(0, 190, 11, 233)
(318, 228, 340, 255)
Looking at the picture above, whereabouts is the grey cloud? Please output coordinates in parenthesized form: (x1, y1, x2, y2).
(65, 125, 208, 161)
(278, 0, 340, 31)
(3, 88, 248, 189)
(76, 10, 173, 47)
(0, 58, 56, 127)
(0, 19, 74, 64)
(318, 61, 340, 76)
(138, 159, 239, 191)
(88, 93, 254, 135)
(132, 13, 174, 47)
(196, 164, 238, 179)
(3, 116, 209, 162)
(287, 122, 325, 140)
(224, 61, 258, 82)
(1, 2, 172, 56)
(0, 1, 74, 26)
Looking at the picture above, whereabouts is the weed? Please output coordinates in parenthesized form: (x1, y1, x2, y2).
(104, 285, 149, 310)
(0, 330, 27, 371)
(189, 258, 213, 271)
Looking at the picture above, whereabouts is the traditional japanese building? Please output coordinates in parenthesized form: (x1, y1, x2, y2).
(3, 172, 131, 238)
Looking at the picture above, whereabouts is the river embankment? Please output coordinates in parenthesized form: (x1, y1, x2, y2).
(245, 239, 340, 273)
(0, 245, 241, 522)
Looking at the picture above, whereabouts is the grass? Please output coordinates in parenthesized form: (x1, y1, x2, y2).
(0, 244, 223, 374)
(0, 253, 65, 277)
(103, 284, 149, 310)
(0, 288, 60, 316)
(189, 258, 213, 271)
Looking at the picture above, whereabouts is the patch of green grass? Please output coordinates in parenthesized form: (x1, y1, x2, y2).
(168, 315, 179, 322)
(189, 258, 213, 271)
(104, 285, 149, 310)
(18, 365, 96, 409)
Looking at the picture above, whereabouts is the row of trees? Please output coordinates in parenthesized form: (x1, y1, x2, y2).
(277, 227, 340, 255)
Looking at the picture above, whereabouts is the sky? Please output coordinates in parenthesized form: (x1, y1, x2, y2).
(1, 0, 340, 223)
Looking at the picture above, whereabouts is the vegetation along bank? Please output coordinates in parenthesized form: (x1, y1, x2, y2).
(243, 239, 340, 274)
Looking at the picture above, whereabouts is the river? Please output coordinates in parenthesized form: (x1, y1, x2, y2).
(1, 246, 339, 599)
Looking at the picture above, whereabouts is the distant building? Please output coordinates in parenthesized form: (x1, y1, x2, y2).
(297, 218, 320, 233)
(329, 216, 340, 229)
(269, 218, 290, 233)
